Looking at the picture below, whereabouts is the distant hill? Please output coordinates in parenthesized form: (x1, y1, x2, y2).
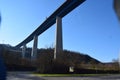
(0, 44, 119, 73)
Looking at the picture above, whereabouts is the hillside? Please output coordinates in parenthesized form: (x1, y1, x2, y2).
(0, 44, 119, 73)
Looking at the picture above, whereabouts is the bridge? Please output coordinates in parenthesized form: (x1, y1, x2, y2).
(15, 0, 85, 60)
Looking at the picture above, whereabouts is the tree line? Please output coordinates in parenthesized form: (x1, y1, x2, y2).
(0, 44, 119, 73)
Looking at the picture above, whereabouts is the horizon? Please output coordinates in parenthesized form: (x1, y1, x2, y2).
(0, 43, 110, 63)
(0, 0, 120, 62)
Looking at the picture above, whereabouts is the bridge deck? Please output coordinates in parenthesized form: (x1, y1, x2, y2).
(15, 0, 85, 48)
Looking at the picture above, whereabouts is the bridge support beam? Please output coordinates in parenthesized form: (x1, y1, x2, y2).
(54, 16, 63, 59)
(31, 35, 38, 60)
(22, 44, 26, 59)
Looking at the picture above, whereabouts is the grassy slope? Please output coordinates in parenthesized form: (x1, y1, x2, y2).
(33, 73, 111, 77)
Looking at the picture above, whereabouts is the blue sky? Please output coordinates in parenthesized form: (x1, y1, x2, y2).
(0, 0, 120, 62)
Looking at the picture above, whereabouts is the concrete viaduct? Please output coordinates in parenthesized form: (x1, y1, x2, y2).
(15, 0, 85, 60)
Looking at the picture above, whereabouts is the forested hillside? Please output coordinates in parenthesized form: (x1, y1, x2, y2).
(0, 44, 119, 73)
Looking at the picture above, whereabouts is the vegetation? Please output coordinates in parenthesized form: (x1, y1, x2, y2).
(33, 73, 111, 77)
(0, 44, 119, 74)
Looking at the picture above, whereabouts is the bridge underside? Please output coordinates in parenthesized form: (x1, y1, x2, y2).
(16, 0, 85, 60)
(15, 0, 85, 48)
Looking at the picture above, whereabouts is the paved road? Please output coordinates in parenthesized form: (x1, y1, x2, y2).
(7, 72, 44, 80)
(42, 75, 120, 80)
(7, 72, 120, 80)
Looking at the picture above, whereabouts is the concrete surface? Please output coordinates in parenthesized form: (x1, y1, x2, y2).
(7, 72, 120, 80)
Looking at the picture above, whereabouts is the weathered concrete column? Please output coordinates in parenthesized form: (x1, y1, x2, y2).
(31, 35, 38, 60)
(22, 44, 26, 59)
(54, 16, 63, 59)
(114, 0, 120, 20)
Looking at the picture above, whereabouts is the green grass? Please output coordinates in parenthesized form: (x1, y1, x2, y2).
(33, 73, 110, 77)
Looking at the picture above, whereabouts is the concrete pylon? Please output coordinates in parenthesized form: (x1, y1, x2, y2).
(31, 35, 38, 60)
(114, 0, 120, 20)
(22, 44, 26, 59)
(54, 16, 63, 59)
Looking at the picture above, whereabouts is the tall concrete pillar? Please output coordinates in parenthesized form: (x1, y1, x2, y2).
(54, 16, 63, 59)
(114, 0, 120, 20)
(31, 35, 38, 60)
(22, 44, 26, 59)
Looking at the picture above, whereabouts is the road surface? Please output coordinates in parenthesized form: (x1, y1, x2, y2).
(7, 72, 120, 80)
